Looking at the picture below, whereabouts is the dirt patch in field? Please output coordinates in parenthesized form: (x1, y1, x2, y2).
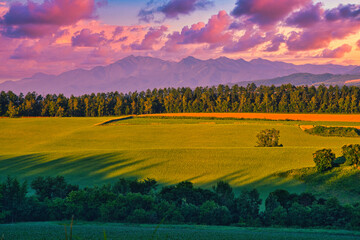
(141, 113, 360, 122)
(299, 125, 314, 131)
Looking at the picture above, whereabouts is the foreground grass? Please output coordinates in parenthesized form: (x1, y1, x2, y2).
(0, 222, 360, 240)
(1, 116, 360, 199)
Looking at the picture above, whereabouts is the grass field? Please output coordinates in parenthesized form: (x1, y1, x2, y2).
(1, 222, 359, 240)
(2, 115, 360, 200)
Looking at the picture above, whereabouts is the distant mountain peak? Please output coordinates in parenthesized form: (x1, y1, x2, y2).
(180, 56, 202, 64)
(1, 55, 358, 96)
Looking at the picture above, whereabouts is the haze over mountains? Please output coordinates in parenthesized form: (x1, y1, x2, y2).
(1, 55, 360, 96)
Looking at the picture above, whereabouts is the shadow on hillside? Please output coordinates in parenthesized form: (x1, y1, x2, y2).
(96, 116, 133, 126)
(0, 152, 167, 186)
(0, 153, 308, 201)
(197, 169, 308, 202)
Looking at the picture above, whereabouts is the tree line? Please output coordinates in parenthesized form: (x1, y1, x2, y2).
(1, 175, 360, 229)
(2, 84, 360, 117)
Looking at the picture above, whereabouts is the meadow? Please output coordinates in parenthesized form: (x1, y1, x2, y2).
(1, 222, 360, 240)
(1, 114, 360, 200)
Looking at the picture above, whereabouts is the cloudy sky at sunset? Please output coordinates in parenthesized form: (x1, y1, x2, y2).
(1, 0, 360, 82)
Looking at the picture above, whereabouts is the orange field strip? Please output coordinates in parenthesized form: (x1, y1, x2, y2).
(345, 79, 360, 84)
(141, 113, 360, 122)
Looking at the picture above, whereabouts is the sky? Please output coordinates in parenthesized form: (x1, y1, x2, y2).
(0, 0, 360, 82)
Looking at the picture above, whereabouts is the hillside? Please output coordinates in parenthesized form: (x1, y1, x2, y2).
(276, 166, 360, 204)
(2, 115, 360, 202)
(0, 56, 357, 96)
(237, 73, 360, 87)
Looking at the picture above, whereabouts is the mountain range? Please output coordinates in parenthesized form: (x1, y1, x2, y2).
(1, 55, 360, 96)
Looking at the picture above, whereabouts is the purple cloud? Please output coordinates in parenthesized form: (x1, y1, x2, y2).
(231, 0, 311, 27)
(139, 0, 214, 22)
(223, 30, 269, 53)
(286, 3, 360, 51)
(286, 3, 322, 28)
(325, 4, 360, 21)
(72, 29, 107, 47)
(264, 34, 285, 52)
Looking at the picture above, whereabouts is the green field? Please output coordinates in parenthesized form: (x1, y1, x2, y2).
(1, 116, 360, 198)
(1, 222, 359, 240)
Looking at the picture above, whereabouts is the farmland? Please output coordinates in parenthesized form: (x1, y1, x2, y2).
(1, 222, 360, 240)
(1, 114, 360, 200)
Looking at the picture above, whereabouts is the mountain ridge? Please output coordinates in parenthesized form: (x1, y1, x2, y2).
(1, 56, 358, 96)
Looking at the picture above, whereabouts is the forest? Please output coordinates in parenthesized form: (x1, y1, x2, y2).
(2, 175, 360, 230)
(2, 84, 360, 117)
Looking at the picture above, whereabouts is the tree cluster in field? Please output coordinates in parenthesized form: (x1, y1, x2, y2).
(313, 144, 360, 172)
(1, 176, 360, 230)
(305, 126, 360, 137)
(256, 129, 282, 147)
(3, 84, 360, 117)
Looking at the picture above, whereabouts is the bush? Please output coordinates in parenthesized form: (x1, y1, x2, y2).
(313, 149, 335, 172)
(342, 144, 360, 166)
(256, 128, 282, 147)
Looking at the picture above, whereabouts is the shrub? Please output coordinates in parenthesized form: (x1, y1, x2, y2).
(256, 128, 282, 147)
(342, 144, 360, 166)
(313, 149, 335, 172)
(305, 126, 360, 137)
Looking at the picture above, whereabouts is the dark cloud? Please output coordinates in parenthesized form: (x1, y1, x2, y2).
(139, 0, 214, 22)
(325, 4, 360, 21)
(286, 3, 323, 28)
(231, 0, 311, 27)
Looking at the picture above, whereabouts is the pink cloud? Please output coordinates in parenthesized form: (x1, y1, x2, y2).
(318, 44, 352, 58)
(1, 0, 99, 38)
(357, 39, 360, 49)
(72, 29, 107, 47)
(139, 0, 214, 22)
(164, 10, 232, 51)
(231, 0, 311, 27)
(130, 26, 168, 50)
(223, 29, 269, 53)
(10, 42, 40, 59)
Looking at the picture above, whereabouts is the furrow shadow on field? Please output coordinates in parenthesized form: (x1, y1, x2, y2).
(0, 152, 166, 186)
